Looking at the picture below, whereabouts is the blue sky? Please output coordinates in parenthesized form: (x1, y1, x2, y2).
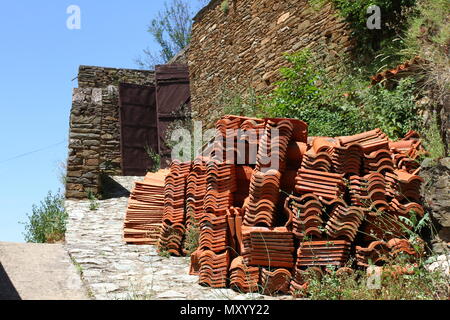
(0, 0, 204, 242)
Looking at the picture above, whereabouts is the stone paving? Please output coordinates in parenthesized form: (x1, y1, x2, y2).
(0, 242, 88, 300)
(65, 177, 293, 300)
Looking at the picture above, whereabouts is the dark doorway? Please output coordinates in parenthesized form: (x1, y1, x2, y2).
(118, 64, 191, 175)
(155, 64, 191, 166)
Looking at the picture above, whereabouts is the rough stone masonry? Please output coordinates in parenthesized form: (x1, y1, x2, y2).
(66, 66, 155, 199)
(188, 0, 353, 125)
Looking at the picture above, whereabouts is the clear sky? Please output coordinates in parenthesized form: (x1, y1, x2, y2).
(0, 0, 205, 242)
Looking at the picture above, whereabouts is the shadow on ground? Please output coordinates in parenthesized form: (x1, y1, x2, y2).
(0, 262, 21, 300)
(101, 175, 131, 199)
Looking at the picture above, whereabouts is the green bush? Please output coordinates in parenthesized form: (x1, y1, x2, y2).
(358, 78, 421, 138)
(302, 262, 448, 300)
(332, 0, 416, 55)
(264, 50, 422, 139)
(422, 114, 446, 159)
(23, 190, 68, 243)
(219, 86, 264, 119)
(404, 0, 450, 54)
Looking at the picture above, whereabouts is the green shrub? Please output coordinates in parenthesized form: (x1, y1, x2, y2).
(332, 0, 417, 55)
(183, 217, 200, 256)
(303, 262, 448, 300)
(264, 50, 422, 139)
(422, 114, 446, 159)
(221, 0, 230, 15)
(87, 189, 100, 211)
(145, 145, 161, 173)
(219, 86, 265, 119)
(358, 78, 421, 138)
(264, 50, 363, 137)
(403, 0, 450, 55)
(23, 190, 68, 243)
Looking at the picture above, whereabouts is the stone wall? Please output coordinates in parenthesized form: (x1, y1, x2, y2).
(188, 0, 353, 124)
(78, 66, 155, 88)
(66, 66, 155, 199)
(66, 88, 102, 199)
(420, 158, 450, 253)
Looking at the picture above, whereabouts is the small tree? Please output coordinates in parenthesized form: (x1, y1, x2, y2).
(22, 190, 68, 243)
(136, 0, 195, 69)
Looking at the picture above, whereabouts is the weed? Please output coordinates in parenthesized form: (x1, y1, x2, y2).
(184, 217, 200, 256)
(218, 84, 265, 119)
(87, 189, 100, 211)
(69, 255, 95, 299)
(158, 248, 171, 258)
(22, 190, 68, 243)
(221, 0, 229, 15)
(145, 145, 161, 173)
(264, 50, 422, 139)
(422, 114, 447, 158)
(303, 258, 448, 300)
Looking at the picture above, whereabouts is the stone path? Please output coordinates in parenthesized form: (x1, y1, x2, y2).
(65, 176, 294, 300)
(65, 197, 249, 300)
(0, 242, 88, 300)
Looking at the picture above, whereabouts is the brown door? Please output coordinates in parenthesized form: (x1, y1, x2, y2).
(155, 64, 191, 166)
(119, 83, 159, 176)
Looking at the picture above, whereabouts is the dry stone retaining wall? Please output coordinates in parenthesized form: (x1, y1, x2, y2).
(66, 66, 155, 199)
(188, 0, 353, 124)
(420, 158, 450, 253)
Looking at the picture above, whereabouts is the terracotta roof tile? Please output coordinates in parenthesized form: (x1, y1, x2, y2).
(128, 115, 430, 294)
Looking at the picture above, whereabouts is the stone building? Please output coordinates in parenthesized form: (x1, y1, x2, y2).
(66, 64, 190, 199)
(188, 0, 353, 124)
(66, 66, 155, 199)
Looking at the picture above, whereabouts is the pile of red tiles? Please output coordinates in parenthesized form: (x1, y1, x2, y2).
(157, 161, 191, 256)
(123, 170, 168, 245)
(156, 115, 427, 296)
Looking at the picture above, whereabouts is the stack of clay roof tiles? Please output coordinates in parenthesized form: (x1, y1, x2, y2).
(186, 157, 207, 223)
(123, 170, 169, 244)
(349, 173, 389, 208)
(325, 204, 365, 242)
(214, 115, 265, 165)
(198, 250, 230, 288)
(356, 238, 424, 267)
(296, 240, 351, 267)
(229, 256, 260, 293)
(241, 227, 295, 269)
(196, 159, 238, 287)
(146, 115, 427, 296)
(260, 268, 292, 295)
(157, 161, 191, 256)
(295, 169, 346, 200)
(284, 194, 324, 240)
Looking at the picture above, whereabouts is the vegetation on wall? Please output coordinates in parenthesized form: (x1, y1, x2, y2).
(145, 146, 162, 173)
(332, 0, 416, 58)
(221, 0, 449, 152)
(423, 114, 446, 159)
(22, 190, 68, 243)
(221, 0, 230, 15)
(218, 85, 263, 119)
(263, 50, 422, 139)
